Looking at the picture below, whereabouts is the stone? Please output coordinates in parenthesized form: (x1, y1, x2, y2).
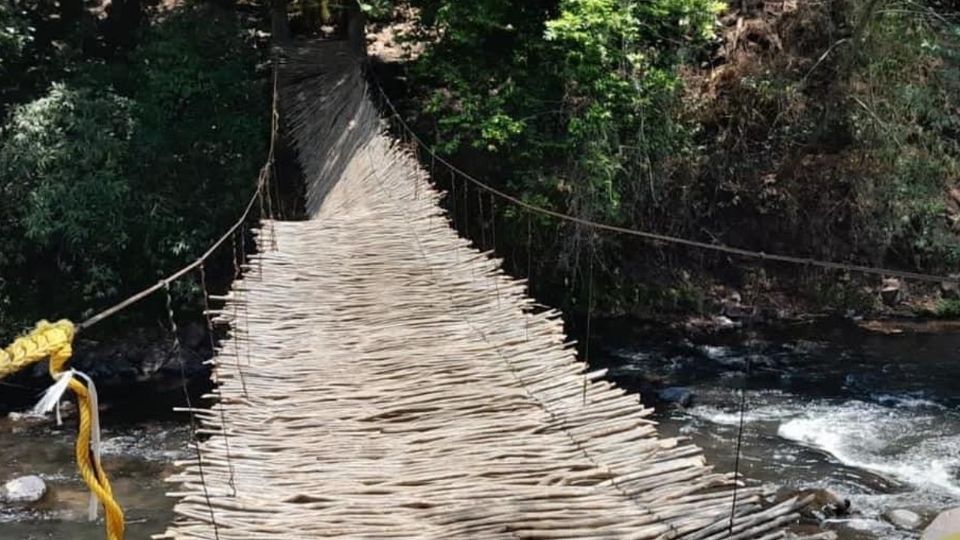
(1, 475, 47, 504)
(713, 315, 738, 330)
(885, 509, 924, 531)
(722, 301, 756, 319)
(880, 278, 904, 306)
(658, 387, 695, 408)
(788, 488, 850, 521)
(941, 275, 960, 300)
(923, 507, 960, 540)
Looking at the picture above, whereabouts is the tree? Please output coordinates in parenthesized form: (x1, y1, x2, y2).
(0, 4, 268, 336)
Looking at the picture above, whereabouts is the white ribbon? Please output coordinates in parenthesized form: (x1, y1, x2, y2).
(32, 368, 103, 521)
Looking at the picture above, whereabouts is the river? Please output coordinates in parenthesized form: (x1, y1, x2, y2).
(1, 318, 957, 538)
(595, 318, 960, 539)
(0, 411, 188, 539)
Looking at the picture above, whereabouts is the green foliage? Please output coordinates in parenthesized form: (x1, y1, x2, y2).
(932, 298, 960, 319)
(122, 7, 267, 274)
(0, 5, 266, 336)
(0, 85, 134, 331)
(407, 0, 722, 302)
(848, 3, 960, 269)
(543, 0, 722, 220)
(0, 84, 134, 298)
(0, 3, 31, 72)
(809, 278, 878, 314)
(359, 0, 394, 20)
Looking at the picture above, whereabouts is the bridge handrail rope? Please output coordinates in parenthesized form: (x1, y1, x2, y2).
(367, 75, 960, 287)
(0, 57, 281, 540)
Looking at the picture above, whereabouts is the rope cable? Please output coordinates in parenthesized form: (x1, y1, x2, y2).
(199, 263, 238, 496)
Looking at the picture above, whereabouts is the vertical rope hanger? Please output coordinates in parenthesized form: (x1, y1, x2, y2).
(490, 194, 498, 254)
(229, 233, 250, 398)
(477, 185, 487, 250)
(449, 170, 458, 226)
(464, 179, 475, 280)
(450, 171, 460, 265)
(729, 355, 753, 533)
(491, 195, 501, 309)
(198, 263, 238, 497)
(237, 229, 252, 368)
(582, 236, 595, 406)
(165, 283, 221, 539)
(526, 213, 533, 342)
(461, 167, 469, 242)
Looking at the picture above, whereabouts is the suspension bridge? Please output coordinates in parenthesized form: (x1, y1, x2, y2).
(139, 42, 817, 540)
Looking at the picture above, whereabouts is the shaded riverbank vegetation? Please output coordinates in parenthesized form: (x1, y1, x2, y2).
(362, 0, 960, 320)
(0, 1, 270, 339)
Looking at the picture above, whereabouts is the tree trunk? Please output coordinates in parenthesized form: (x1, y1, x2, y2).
(271, 0, 292, 44)
(346, 2, 366, 56)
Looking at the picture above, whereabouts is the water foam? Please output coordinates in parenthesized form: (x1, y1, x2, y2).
(688, 405, 778, 426)
(777, 400, 960, 497)
(871, 393, 946, 410)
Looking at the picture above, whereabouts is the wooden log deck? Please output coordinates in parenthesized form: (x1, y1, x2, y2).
(157, 43, 810, 540)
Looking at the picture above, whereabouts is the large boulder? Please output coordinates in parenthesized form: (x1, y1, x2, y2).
(885, 508, 924, 531)
(1, 475, 47, 504)
(923, 507, 960, 540)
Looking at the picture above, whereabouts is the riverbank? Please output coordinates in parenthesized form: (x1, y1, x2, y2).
(591, 317, 960, 540)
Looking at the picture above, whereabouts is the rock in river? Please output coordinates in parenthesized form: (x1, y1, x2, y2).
(658, 387, 695, 408)
(1, 475, 47, 504)
(885, 508, 924, 531)
(783, 488, 850, 521)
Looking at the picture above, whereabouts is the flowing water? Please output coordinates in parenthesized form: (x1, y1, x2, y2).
(596, 318, 960, 539)
(1, 318, 957, 539)
(0, 411, 188, 539)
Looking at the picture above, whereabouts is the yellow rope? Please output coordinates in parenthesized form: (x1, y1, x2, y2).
(0, 320, 125, 540)
(0, 320, 74, 380)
